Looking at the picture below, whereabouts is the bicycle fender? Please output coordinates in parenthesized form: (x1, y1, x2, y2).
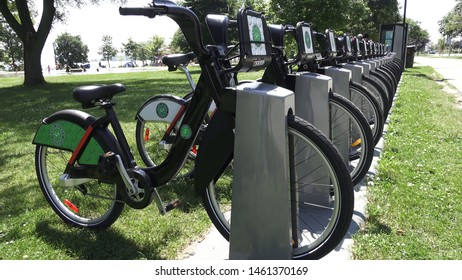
(194, 109, 234, 196)
(136, 95, 187, 123)
(32, 109, 119, 165)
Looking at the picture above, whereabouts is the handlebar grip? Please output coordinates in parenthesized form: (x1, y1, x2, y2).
(119, 7, 160, 18)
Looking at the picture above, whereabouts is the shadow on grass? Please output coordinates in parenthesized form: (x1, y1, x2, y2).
(360, 212, 393, 236)
(35, 220, 167, 260)
(0, 71, 194, 136)
(403, 66, 444, 83)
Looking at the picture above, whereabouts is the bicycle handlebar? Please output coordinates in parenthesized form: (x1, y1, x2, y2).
(119, 1, 206, 57)
(119, 7, 161, 18)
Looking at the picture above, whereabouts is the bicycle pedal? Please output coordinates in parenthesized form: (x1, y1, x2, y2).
(164, 199, 180, 212)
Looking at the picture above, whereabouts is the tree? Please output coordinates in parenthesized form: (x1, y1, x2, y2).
(169, 29, 190, 53)
(98, 35, 118, 68)
(438, 1, 462, 55)
(269, 0, 400, 41)
(406, 19, 429, 53)
(122, 38, 140, 63)
(0, 20, 23, 70)
(146, 35, 165, 60)
(438, 5, 462, 40)
(366, 0, 401, 40)
(54, 32, 88, 68)
(437, 37, 446, 55)
(137, 43, 148, 66)
(0, 1, 123, 86)
(182, 0, 239, 45)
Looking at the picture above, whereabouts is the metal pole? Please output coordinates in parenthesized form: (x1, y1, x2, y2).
(401, 0, 408, 69)
(403, 0, 407, 25)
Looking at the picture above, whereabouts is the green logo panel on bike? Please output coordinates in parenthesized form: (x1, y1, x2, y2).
(33, 120, 104, 165)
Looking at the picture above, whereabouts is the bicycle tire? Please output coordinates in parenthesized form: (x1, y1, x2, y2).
(377, 66, 398, 91)
(362, 75, 389, 116)
(330, 93, 374, 185)
(35, 114, 124, 229)
(201, 114, 354, 259)
(350, 81, 385, 146)
(370, 71, 393, 106)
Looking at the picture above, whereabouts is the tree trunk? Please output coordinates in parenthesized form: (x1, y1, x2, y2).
(23, 33, 46, 86)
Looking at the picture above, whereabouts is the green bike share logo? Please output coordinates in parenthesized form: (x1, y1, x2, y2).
(156, 102, 169, 119)
(248, 15, 266, 56)
(180, 125, 192, 140)
(305, 31, 311, 49)
(252, 24, 262, 47)
(50, 123, 65, 146)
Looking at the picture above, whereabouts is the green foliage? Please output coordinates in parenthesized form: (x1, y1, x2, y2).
(182, 0, 239, 45)
(0, 21, 23, 69)
(98, 35, 118, 67)
(438, 3, 462, 40)
(407, 19, 430, 52)
(122, 38, 141, 62)
(367, 0, 400, 39)
(54, 32, 89, 68)
(268, 0, 400, 41)
(145, 35, 165, 59)
(169, 29, 191, 53)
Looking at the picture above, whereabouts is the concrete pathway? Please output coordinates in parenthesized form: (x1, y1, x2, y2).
(414, 56, 462, 93)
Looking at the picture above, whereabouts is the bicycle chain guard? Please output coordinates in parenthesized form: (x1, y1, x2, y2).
(100, 152, 154, 209)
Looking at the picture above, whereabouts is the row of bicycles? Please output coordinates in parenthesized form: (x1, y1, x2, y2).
(32, 0, 403, 259)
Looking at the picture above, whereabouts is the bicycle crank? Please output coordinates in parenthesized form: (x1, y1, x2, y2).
(101, 152, 154, 209)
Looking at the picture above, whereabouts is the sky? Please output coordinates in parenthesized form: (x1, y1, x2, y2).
(37, 0, 459, 67)
(397, 0, 457, 42)
(38, 0, 179, 67)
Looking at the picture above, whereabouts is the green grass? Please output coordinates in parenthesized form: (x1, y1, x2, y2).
(0, 69, 204, 260)
(352, 66, 462, 259)
(3, 64, 460, 260)
(0, 67, 266, 260)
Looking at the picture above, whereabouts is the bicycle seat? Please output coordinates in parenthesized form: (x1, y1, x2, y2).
(162, 52, 196, 71)
(73, 83, 126, 108)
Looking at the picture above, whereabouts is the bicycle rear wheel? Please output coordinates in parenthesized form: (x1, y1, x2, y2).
(35, 126, 124, 229)
(202, 114, 354, 259)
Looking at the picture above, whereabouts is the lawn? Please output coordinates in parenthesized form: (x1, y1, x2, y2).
(0, 68, 215, 260)
(352, 66, 462, 259)
(1, 64, 461, 260)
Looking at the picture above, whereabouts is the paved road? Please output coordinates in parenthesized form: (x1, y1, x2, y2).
(414, 56, 462, 93)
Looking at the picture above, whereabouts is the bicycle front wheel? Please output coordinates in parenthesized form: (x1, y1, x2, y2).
(135, 96, 198, 179)
(202, 115, 354, 259)
(330, 93, 374, 185)
(350, 82, 385, 146)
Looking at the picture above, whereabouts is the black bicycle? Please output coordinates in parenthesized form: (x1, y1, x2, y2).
(33, 1, 353, 259)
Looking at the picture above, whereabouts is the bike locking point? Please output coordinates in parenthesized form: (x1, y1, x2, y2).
(229, 82, 294, 260)
(286, 72, 334, 207)
(324, 67, 353, 165)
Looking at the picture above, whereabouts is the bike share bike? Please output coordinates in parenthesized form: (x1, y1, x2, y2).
(255, 22, 374, 186)
(297, 30, 386, 147)
(32, 0, 353, 259)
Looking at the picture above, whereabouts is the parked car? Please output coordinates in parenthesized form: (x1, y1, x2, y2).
(123, 61, 136, 68)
